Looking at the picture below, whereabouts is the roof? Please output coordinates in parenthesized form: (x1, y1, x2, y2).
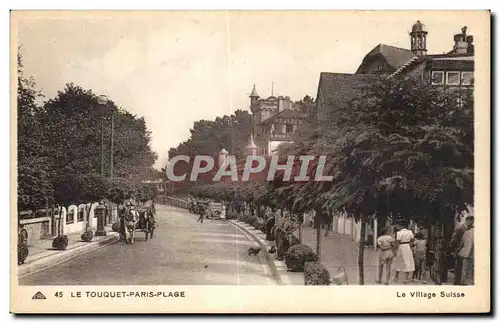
(389, 53, 475, 78)
(411, 20, 427, 33)
(259, 109, 307, 125)
(356, 44, 417, 73)
(316, 73, 376, 118)
(250, 84, 259, 97)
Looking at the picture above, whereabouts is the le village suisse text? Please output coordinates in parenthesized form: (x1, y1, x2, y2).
(65, 291, 186, 298)
(397, 291, 466, 299)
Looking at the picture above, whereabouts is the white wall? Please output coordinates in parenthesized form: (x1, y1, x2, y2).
(64, 205, 86, 234)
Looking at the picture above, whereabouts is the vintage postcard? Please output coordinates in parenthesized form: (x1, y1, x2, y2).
(10, 10, 490, 314)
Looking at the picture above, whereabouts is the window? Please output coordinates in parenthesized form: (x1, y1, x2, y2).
(66, 210, 74, 224)
(431, 71, 444, 85)
(461, 71, 474, 85)
(446, 71, 460, 85)
(286, 124, 293, 133)
(77, 208, 85, 222)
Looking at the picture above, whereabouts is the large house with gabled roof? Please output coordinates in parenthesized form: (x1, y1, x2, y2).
(316, 20, 475, 121)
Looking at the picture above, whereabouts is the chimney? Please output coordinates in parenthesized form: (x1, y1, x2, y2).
(453, 26, 472, 54)
(278, 96, 284, 112)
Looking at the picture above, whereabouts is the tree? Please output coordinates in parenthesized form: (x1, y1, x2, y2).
(168, 110, 252, 160)
(319, 75, 473, 284)
(35, 83, 157, 181)
(17, 49, 53, 212)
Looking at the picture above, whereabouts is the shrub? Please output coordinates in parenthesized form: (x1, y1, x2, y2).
(227, 211, 238, 220)
(285, 244, 318, 272)
(255, 218, 266, 231)
(81, 230, 94, 242)
(52, 235, 69, 250)
(112, 221, 120, 232)
(18, 243, 29, 265)
(237, 213, 248, 223)
(304, 262, 331, 285)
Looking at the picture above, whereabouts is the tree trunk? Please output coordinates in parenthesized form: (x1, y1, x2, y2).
(50, 203, 56, 237)
(315, 209, 322, 261)
(358, 217, 367, 285)
(298, 213, 303, 244)
(58, 206, 63, 236)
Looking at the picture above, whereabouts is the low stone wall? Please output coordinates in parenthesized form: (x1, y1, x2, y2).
(20, 217, 52, 246)
(156, 196, 189, 209)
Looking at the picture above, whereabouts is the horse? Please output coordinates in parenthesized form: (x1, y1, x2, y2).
(121, 208, 139, 244)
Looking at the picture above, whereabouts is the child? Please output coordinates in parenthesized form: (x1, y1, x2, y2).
(376, 228, 395, 285)
(412, 232, 427, 283)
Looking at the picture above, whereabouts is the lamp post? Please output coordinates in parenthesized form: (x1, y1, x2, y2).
(97, 95, 110, 233)
(97, 95, 108, 176)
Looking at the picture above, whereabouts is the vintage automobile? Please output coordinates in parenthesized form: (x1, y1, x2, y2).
(206, 201, 223, 220)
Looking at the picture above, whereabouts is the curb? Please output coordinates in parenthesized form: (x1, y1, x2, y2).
(18, 233, 120, 279)
(229, 220, 284, 286)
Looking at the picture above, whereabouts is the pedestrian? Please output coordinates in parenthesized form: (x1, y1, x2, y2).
(196, 203, 205, 224)
(457, 216, 474, 285)
(392, 220, 415, 284)
(451, 215, 473, 285)
(412, 232, 428, 283)
(376, 228, 395, 285)
(220, 204, 227, 222)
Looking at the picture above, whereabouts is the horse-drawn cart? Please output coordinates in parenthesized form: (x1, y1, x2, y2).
(121, 206, 155, 244)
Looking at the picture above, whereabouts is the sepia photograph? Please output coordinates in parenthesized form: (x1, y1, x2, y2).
(10, 10, 490, 313)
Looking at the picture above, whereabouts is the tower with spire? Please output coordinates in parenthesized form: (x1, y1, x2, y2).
(249, 84, 260, 113)
(410, 20, 428, 56)
(246, 83, 306, 156)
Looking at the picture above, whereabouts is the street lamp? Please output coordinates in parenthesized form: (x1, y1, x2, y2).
(96, 94, 111, 234)
(97, 94, 115, 179)
(97, 95, 108, 177)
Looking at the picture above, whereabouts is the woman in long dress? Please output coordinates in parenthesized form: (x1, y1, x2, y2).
(393, 220, 415, 284)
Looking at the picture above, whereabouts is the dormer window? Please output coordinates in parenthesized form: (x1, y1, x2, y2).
(431, 71, 444, 85)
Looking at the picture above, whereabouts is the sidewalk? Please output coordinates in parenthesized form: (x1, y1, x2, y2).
(18, 225, 119, 278)
(232, 220, 450, 285)
(295, 226, 453, 285)
(296, 226, 379, 285)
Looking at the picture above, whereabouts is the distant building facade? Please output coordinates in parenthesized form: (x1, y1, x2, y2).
(248, 85, 307, 156)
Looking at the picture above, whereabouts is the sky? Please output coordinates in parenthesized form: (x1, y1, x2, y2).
(13, 11, 487, 169)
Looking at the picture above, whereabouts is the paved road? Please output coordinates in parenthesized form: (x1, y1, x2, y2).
(20, 205, 277, 285)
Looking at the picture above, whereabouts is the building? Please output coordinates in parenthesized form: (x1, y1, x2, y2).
(141, 179, 166, 194)
(316, 21, 474, 120)
(314, 20, 475, 248)
(249, 85, 307, 156)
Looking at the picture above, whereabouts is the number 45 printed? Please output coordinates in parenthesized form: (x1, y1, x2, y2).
(54, 292, 63, 297)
